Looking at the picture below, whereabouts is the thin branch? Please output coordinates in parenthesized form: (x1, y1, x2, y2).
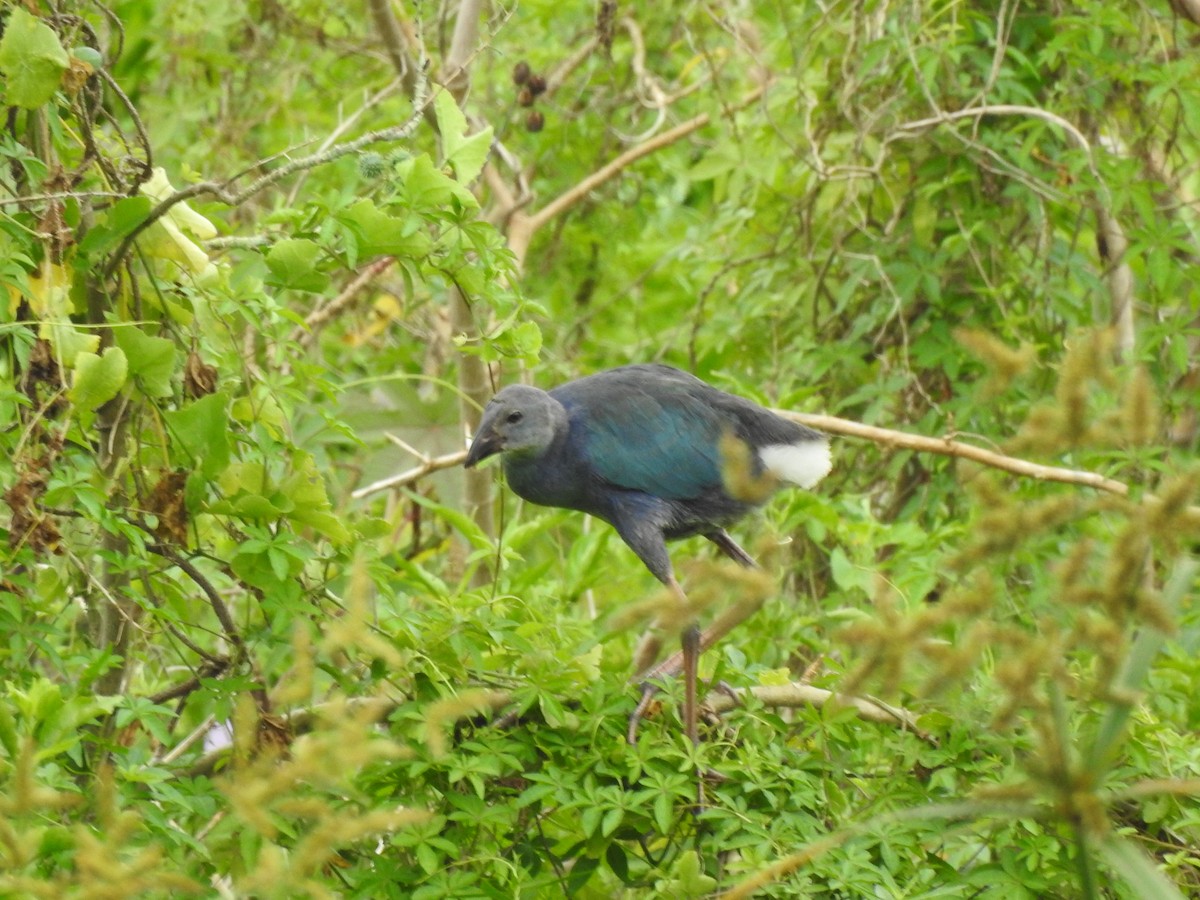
(703, 683, 930, 739)
(893, 103, 1136, 359)
(524, 83, 767, 236)
(101, 72, 431, 280)
(783, 411, 1200, 525)
(288, 256, 396, 350)
(783, 411, 1131, 495)
(97, 68, 153, 183)
(502, 83, 769, 272)
(285, 79, 405, 207)
(148, 544, 245, 653)
(352, 450, 469, 499)
(0, 190, 126, 207)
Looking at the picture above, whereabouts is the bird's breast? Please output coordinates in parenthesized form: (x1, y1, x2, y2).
(503, 452, 599, 516)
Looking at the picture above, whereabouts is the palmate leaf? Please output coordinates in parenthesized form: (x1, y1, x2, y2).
(434, 90, 493, 185)
(0, 9, 70, 109)
(112, 325, 176, 398)
(338, 200, 434, 260)
(69, 347, 127, 427)
(265, 238, 330, 293)
(165, 391, 231, 479)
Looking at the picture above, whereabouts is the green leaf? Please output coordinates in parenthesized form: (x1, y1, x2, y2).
(41, 321, 99, 363)
(435, 91, 493, 184)
(1097, 835, 1187, 900)
(112, 325, 176, 398)
(165, 391, 232, 479)
(0, 9, 70, 109)
(265, 238, 330, 293)
(600, 806, 623, 837)
(76, 197, 153, 259)
(1086, 558, 1198, 774)
(279, 452, 351, 543)
(338, 199, 434, 259)
(68, 347, 127, 425)
(829, 546, 871, 595)
(661, 850, 717, 897)
(400, 154, 478, 210)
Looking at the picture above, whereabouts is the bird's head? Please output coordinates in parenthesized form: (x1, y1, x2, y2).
(464, 385, 564, 468)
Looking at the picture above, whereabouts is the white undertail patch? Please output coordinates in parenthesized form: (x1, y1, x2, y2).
(760, 440, 832, 489)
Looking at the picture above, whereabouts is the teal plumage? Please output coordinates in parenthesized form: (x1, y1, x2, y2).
(466, 364, 829, 580)
(464, 363, 832, 743)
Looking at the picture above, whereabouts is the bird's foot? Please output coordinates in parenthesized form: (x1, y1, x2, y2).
(629, 679, 737, 745)
(627, 681, 660, 745)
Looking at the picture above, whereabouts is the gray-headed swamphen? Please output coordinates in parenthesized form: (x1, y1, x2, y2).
(464, 363, 831, 745)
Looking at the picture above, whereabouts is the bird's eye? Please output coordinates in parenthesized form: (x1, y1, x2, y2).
(506, 410, 524, 425)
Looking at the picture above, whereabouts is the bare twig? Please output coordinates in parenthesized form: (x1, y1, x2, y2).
(784, 411, 1131, 495)
(504, 84, 769, 270)
(148, 544, 245, 653)
(288, 256, 396, 351)
(101, 72, 431, 281)
(703, 682, 930, 739)
(352, 450, 469, 499)
(526, 84, 766, 235)
(784, 410, 1200, 524)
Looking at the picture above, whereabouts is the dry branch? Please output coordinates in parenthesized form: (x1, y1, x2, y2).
(782, 411, 1132, 495)
(704, 683, 930, 739)
(504, 84, 769, 269)
(352, 449, 469, 499)
(288, 256, 396, 351)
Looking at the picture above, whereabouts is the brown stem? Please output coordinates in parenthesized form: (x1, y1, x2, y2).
(147, 544, 245, 655)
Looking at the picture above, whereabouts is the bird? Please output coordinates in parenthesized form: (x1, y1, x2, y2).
(464, 363, 831, 745)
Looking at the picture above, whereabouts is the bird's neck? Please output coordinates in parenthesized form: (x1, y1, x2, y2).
(503, 427, 593, 513)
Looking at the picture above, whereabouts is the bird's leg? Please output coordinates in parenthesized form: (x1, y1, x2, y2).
(682, 619, 701, 746)
(638, 590, 767, 684)
(705, 529, 757, 568)
(631, 629, 663, 680)
(641, 531, 762, 687)
(628, 575, 694, 746)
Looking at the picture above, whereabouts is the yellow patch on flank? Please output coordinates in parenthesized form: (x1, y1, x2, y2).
(719, 430, 778, 503)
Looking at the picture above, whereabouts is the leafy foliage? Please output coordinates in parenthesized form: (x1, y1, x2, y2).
(2, 0, 1199, 896)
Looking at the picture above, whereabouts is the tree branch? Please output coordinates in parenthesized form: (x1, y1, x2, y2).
(442, 0, 485, 104)
(367, 0, 423, 99)
(783, 411, 1131, 495)
(704, 683, 930, 739)
(782, 411, 1200, 525)
(287, 256, 396, 351)
(504, 84, 768, 270)
(101, 75, 430, 281)
(527, 84, 766, 236)
(148, 544, 245, 654)
(352, 449, 469, 499)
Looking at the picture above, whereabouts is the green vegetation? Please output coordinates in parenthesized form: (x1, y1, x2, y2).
(2, 0, 1199, 896)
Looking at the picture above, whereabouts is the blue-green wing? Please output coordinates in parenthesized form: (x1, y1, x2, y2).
(554, 368, 726, 500)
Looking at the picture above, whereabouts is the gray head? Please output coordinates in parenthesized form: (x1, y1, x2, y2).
(464, 384, 567, 468)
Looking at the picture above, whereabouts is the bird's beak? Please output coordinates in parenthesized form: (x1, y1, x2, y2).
(464, 429, 502, 468)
